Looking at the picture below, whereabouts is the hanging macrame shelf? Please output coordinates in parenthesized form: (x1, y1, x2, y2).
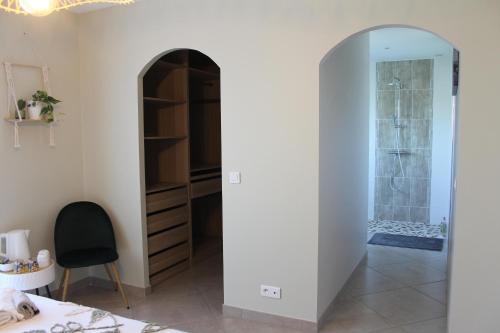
(3, 61, 57, 148)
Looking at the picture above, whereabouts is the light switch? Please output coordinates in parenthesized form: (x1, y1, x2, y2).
(229, 171, 241, 184)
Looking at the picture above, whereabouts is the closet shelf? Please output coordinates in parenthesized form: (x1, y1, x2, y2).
(154, 60, 186, 71)
(144, 136, 187, 141)
(143, 97, 186, 105)
(189, 68, 219, 79)
(146, 182, 187, 194)
(190, 98, 221, 104)
(190, 164, 221, 172)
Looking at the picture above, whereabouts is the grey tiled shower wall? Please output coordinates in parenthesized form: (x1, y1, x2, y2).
(374, 59, 433, 224)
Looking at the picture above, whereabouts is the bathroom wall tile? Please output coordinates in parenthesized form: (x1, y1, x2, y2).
(410, 178, 430, 207)
(409, 149, 431, 178)
(393, 153, 411, 178)
(375, 59, 434, 224)
(410, 207, 430, 223)
(376, 205, 393, 221)
(398, 119, 411, 149)
(411, 120, 432, 148)
(393, 177, 410, 206)
(412, 59, 433, 89)
(377, 120, 395, 149)
(377, 91, 396, 119)
(399, 90, 412, 119)
(413, 90, 433, 119)
(377, 62, 396, 91)
(376, 177, 393, 206)
(397, 61, 412, 90)
(376, 150, 394, 177)
(393, 206, 410, 222)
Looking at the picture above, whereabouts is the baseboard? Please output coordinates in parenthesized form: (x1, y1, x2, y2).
(316, 251, 368, 329)
(223, 304, 318, 332)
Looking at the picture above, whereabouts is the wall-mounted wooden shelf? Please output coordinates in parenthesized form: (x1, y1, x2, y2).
(4, 118, 52, 125)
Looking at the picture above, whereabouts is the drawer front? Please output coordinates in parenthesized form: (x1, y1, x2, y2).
(149, 243, 189, 276)
(191, 178, 222, 199)
(147, 206, 188, 235)
(146, 187, 187, 214)
(150, 260, 189, 286)
(148, 224, 188, 255)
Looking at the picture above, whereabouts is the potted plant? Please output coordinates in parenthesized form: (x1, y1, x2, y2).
(16, 99, 26, 120)
(27, 90, 61, 122)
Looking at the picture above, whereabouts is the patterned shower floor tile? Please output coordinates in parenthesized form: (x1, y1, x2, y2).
(368, 220, 443, 238)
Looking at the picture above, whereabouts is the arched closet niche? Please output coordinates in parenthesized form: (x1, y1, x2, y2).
(142, 49, 222, 286)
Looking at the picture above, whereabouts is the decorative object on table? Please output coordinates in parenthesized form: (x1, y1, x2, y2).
(0, 229, 31, 261)
(0, 0, 134, 17)
(27, 90, 61, 123)
(55, 202, 130, 308)
(36, 250, 51, 269)
(3, 61, 58, 148)
(15, 99, 26, 120)
(0, 259, 55, 299)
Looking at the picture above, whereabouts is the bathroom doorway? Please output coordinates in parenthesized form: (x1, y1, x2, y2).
(318, 26, 459, 332)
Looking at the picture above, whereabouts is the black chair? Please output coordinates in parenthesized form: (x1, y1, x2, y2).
(54, 201, 129, 308)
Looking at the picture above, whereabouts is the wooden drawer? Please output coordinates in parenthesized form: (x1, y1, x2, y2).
(191, 178, 221, 199)
(147, 205, 188, 235)
(149, 243, 189, 276)
(150, 260, 189, 286)
(148, 224, 188, 255)
(146, 187, 187, 214)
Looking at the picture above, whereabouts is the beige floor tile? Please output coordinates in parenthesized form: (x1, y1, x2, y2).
(342, 266, 405, 297)
(370, 261, 446, 286)
(401, 317, 447, 333)
(321, 299, 391, 332)
(413, 281, 447, 304)
(358, 288, 446, 326)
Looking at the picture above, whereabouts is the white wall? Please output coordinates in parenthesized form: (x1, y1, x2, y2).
(430, 51, 453, 225)
(318, 33, 369, 317)
(0, 13, 86, 285)
(368, 57, 376, 220)
(76, 0, 500, 330)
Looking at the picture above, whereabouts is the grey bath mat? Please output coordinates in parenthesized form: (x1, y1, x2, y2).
(369, 233, 444, 251)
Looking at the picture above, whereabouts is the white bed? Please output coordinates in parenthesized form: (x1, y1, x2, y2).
(3, 294, 186, 333)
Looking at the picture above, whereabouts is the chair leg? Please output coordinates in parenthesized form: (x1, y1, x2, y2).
(58, 268, 68, 300)
(110, 262, 130, 309)
(62, 269, 71, 302)
(104, 264, 117, 291)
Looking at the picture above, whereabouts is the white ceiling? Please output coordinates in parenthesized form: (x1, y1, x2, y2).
(68, 0, 140, 14)
(370, 28, 452, 61)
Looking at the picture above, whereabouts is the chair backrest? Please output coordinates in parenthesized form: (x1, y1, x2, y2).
(54, 202, 116, 259)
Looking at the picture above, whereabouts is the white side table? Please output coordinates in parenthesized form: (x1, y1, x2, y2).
(0, 260, 55, 298)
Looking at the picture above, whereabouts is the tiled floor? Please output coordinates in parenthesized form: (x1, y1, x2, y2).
(69, 244, 448, 333)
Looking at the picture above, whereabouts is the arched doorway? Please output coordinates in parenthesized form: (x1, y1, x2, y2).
(318, 26, 458, 332)
(139, 49, 223, 288)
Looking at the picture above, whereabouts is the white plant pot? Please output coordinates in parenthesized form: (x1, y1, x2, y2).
(28, 102, 42, 120)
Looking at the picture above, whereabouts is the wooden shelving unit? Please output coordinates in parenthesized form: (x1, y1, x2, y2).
(142, 50, 222, 286)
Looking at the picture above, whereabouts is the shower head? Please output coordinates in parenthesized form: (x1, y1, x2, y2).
(388, 77, 401, 89)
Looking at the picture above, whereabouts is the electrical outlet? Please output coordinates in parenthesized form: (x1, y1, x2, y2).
(229, 171, 241, 184)
(260, 285, 281, 299)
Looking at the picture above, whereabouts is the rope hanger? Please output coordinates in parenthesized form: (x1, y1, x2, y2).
(3, 32, 56, 148)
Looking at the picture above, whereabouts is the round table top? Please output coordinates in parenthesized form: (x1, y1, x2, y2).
(0, 260, 55, 291)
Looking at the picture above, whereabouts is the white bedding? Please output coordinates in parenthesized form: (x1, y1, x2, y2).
(2, 294, 186, 333)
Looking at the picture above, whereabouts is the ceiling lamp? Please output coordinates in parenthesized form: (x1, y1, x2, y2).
(1, 0, 133, 17)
